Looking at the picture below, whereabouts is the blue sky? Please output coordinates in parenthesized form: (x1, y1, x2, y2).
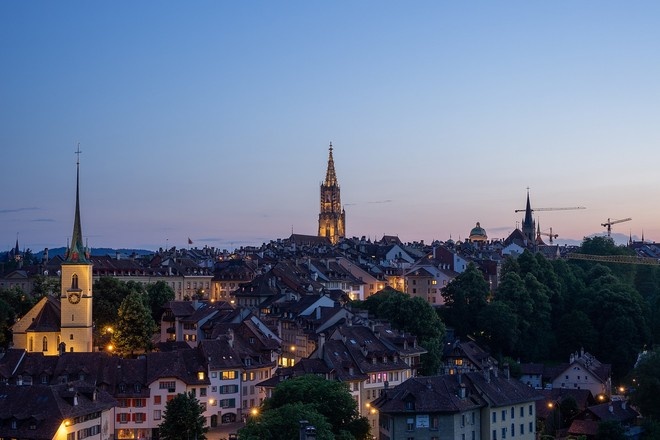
(2, 1, 660, 252)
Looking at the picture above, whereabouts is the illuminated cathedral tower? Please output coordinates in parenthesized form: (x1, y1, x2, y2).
(318, 143, 345, 244)
(60, 147, 94, 353)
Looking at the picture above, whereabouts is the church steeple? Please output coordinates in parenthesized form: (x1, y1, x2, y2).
(318, 142, 345, 244)
(521, 188, 536, 244)
(65, 145, 90, 264)
(324, 142, 338, 186)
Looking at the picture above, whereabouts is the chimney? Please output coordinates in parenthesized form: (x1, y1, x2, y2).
(493, 368, 498, 378)
(43, 248, 49, 262)
(316, 307, 321, 320)
(459, 383, 467, 399)
(116, 251, 121, 260)
(318, 333, 326, 355)
(608, 403, 614, 413)
(227, 328, 235, 348)
(484, 368, 491, 383)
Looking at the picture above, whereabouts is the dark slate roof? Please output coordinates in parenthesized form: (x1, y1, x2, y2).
(0, 349, 26, 379)
(586, 400, 639, 423)
(323, 340, 366, 382)
(145, 349, 210, 385)
(0, 383, 115, 440)
(464, 370, 544, 407)
(373, 375, 485, 414)
(198, 338, 244, 370)
(520, 362, 544, 375)
(26, 296, 61, 332)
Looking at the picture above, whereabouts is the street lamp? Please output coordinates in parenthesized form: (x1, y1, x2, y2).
(547, 399, 562, 438)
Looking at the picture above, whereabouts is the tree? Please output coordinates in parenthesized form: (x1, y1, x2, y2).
(238, 402, 334, 440)
(159, 392, 208, 440)
(440, 263, 489, 338)
(630, 348, 660, 420)
(112, 291, 157, 357)
(93, 277, 133, 330)
(146, 281, 175, 322)
(596, 420, 626, 440)
(477, 301, 519, 356)
(362, 287, 445, 374)
(261, 375, 370, 439)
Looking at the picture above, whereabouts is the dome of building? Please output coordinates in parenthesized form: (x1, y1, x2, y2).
(469, 222, 488, 242)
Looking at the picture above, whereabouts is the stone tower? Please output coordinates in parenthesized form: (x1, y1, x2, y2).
(318, 143, 345, 244)
(521, 189, 536, 244)
(59, 148, 94, 353)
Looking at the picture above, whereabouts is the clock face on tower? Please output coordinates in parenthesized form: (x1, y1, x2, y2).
(68, 292, 81, 304)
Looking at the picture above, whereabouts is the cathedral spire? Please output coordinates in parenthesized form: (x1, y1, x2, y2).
(324, 142, 338, 186)
(65, 145, 89, 263)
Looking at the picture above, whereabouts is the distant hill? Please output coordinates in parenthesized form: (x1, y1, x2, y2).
(27, 247, 155, 260)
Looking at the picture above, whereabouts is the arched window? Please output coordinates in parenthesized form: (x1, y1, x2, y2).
(57, 335, 61, 347)
(42, 336, 48, 352)
(71, 274, 78, 290)
(28, 337, 33, 352)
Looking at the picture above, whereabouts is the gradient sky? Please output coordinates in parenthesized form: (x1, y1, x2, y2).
(2, 1, 660, 252)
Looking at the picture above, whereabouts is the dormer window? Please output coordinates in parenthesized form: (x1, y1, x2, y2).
(11, 420, 16, 429)
(197, 372, 205, 380)
(405, 401, 414, 410)
(134, 383, 142, 393)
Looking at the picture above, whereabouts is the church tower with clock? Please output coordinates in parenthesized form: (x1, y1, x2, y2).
(318, 143, 345, 244)
(60, 149, 94, 353)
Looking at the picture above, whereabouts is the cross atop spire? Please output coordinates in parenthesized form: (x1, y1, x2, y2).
(65, 145, 90, 263)
(324, 142, 338, 186)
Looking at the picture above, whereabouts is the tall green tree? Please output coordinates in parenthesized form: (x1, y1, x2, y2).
(159, 392, 208, 440)
(239, 402, 334, 440)
(440, 263, 489, 338)
(146, 281, 175, 321)
(93, 277, 133, 330)
(261, 375, 370, 440)
(630, 348, 660, 420)
(112, 291, 157, 357)
(477, 301, 519, 356)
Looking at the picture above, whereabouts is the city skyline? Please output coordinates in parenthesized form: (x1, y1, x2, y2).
(2, 1, 660, 252)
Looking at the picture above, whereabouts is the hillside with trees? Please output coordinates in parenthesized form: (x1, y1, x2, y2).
(441, 236, 655, 380)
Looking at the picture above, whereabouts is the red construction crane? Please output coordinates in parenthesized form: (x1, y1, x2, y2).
(601, 218, 632, 237)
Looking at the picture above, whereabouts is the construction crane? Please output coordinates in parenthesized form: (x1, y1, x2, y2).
(601, 218, 632, 237)
(514, 206, 586, 213)
(538, 227, 558, 244)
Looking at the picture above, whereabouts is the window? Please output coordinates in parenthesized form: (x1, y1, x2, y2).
(118, 413, 129, 423)
(520, 407, 523, 418)
(219, 398, 236, 408)
(529, 422, 533, 433)
(211, 372, 217, 378)
(67, 433, 76, 440)
(528, 404, 533, 416)
(502, 427, 506, 439)
(222, 370, 237, 380)
(42, 336, 48, 352)
(154, 395, 162, 405)
(71, 274, 78, 289)
(29, 337, 33, 351)
(511, 407, 514, 419)
(197, 372, 205, 380)
(492, 430, 497, 440)
(520, 423, 524, 435)
(431, 415, 439, 429)
(406, 418, 414, 431)
(461, 414, 465, 427)
(154, 410, 161, 420)
(159, 381, 176, 392)
(200, 388, 207, 397)
(511, 423, 515, 436)
(134, 413, 146, 423)
(133, 399, 146, 407)
(502, 410, 506, 421)
(492, 412, 497, 423)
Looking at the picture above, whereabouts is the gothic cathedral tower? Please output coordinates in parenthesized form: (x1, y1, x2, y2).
(521, 189, 536, 244)
(318, 143, 345, 244)
(60, 149, 94, 353)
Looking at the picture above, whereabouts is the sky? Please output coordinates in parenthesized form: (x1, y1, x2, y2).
(2, 1, 660, 252)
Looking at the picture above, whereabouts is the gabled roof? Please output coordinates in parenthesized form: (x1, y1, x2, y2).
(26, 296, 61, 332)
(0, 383, 115, 440)
(465, 370, 544, 407)
(373, 375, 485, 414)
(585, 400, 639, 423)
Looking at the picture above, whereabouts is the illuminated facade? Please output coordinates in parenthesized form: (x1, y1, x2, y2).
(60, 154, 94, 353)
(318, 143, 345, 244)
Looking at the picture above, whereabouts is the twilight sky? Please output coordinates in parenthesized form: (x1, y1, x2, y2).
(2, 1, 660, 252)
